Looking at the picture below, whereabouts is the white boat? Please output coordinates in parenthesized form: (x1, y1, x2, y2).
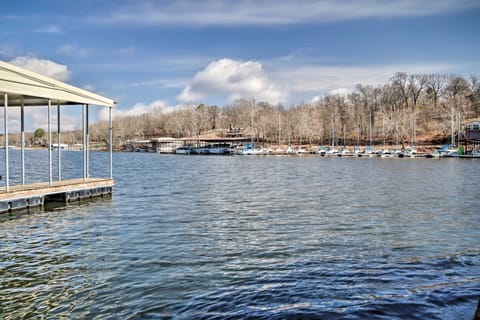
(192, 147, 209, 154)
(380, 149, 394, 158)
(238, 149, 251, 155)
(296, 148, 309, 155)
(285, 146, 296, 154)
(239, 148, 263, 155)
(316, 146, 327, 156)
(364, 145, 376, 157)
(51, 143, 69, 150)
(353, 146, 364, 156)
(337, 148, 352, 157)
(136, 146, 150, 152)
(238, 144, 271, 155)
(326, 147, 338, 155)
(392, 149, 406, 158)
(208, 147, 229, 154)
(239, 143, 254, 155)
(404, 147, 417, 158)
(432, 145, 458, 157)
(175, 147, 191, 154)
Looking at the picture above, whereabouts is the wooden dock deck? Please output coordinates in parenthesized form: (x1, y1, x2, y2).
(0, 178, 114, 213)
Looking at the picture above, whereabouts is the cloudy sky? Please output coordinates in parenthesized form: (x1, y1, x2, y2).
(1, 0, 479, 129)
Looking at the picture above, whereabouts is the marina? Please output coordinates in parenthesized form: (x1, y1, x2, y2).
(129, 141, 480, 158)
(125, 118, 480, 158)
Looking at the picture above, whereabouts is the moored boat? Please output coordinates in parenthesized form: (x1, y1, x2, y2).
(208, 147, 230, 154)
(192, 147, 210, 154)
(175, 146, 192, 154)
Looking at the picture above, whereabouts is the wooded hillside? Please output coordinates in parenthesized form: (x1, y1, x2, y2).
(13, 72, 480, 150)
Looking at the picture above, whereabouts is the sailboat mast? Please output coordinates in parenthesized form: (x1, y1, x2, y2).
(369, 108, 373, 147)
(278, 111, 281, 145)
(383, 114, 385, 149)
(331, 113, 334, 147)
(251, 98, 255, 145)
(451, 106, 455, 146)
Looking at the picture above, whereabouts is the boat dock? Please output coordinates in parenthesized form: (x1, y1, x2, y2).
(0, 178, 113, 213)
(0, 60, 115, 214)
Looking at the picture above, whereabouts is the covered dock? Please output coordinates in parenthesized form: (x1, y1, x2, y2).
(0, 60, 115, 213)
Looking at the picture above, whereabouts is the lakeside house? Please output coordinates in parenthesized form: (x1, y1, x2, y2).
(465, 121, 480, 140)
(460, 120, 480, 154)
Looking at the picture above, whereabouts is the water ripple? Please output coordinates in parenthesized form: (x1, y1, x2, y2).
(1, 153, 479, 319)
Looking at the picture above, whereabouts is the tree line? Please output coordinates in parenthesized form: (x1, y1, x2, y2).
(8, 72, 480, 150)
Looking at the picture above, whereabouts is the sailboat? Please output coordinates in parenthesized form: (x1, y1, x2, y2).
(238, 98, 270, 155)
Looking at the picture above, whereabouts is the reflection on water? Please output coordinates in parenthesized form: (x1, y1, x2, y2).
(1, 152, 479, 319)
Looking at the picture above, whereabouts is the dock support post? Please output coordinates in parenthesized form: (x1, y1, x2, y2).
(83, 104, 88, 181)
(109, 106, 113, 179)
(21, 102, 25, 185)
(4, 93, 9, 192)
(83, 104, 86, 181)
(57, 104, 61, 181)
(86, 104, 89, 178)
(48, 100, 53, 186)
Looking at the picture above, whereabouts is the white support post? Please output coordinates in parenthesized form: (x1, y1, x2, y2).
(21, 103, 25, 185)
(109, 106, 113, 179)
(83, 104, 87, 181)
(48, 100, 52, 186)
(4, 93, 9, 192)
(57, 104, 61, 181)
(86, 104, 89, 178)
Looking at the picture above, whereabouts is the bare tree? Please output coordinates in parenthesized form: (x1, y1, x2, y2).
(425, 73, 445, 110)
(356, 84, 378, 146)
(347, 92, 364, 146)
(467, 75, 480, 118)
(408, 74, 426, 143)
(390, 72, 409, 109)
(206, 105, 220, 130)
(445, 75, 469, 144)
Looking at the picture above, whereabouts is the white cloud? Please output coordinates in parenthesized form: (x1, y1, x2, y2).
(0, 44, 18, 58)
(178, 58, 287, 104)
(2, 107, 83, 133)
(329, 88, 350, 96)
(83, 84, 95, 91)
(9, 56, 71, 82)
(57, 44, 88, 59)
(98, 0, 479, 26)
(312, 88, 350, 103)
(116, 46, 136, 58)
(131, 79, 186, 89)
(35, 25, 62, 34)
(98, 100, 175, 121)
(29, 108, 82, 132)
(273, 63, 459, 98)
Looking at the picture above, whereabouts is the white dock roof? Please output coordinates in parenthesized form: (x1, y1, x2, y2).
(0, 60, 115, 107)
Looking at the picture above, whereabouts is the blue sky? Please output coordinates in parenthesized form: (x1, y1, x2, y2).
(1, 0, 480, 130)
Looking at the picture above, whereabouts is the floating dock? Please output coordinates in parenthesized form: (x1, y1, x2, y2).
(0, 178, 114, 213)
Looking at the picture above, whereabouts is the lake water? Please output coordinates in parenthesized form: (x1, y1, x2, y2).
(1, 151, 479, 319)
